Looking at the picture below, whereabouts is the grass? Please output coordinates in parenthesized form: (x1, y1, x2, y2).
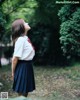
(0, 63, 80, 100)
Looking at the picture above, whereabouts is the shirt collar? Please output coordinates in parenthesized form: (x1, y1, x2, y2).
(23, 35, 28, 40)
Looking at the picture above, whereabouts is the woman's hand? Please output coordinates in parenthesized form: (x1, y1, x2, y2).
(11, 72, 14, 80)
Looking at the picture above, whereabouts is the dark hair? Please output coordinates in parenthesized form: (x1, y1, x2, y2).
(12, 19, 25, 40)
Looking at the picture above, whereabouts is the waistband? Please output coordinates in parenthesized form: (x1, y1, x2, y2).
(18, 60, 32, 63)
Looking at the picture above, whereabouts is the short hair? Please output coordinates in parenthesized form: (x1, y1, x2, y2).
(12, 19, 25, 40)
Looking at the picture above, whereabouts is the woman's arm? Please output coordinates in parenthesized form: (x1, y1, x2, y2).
(11, 57, 19, 80)
(11, 37, 25, 80)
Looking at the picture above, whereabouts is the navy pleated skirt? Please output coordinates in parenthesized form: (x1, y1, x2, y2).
(12, 60, 35, 94)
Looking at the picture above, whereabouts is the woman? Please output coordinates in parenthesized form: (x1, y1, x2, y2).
(11, 19, 35, 97)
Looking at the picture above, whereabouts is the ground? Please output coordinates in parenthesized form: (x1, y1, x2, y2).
(0, 63, 80, 100)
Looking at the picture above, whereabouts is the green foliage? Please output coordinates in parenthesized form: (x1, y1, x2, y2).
(29, 0, 62, 65)
(58, 5, 80, 58)
(0, 7, 6, 42)
(29, 24, 50, 58)
(35, 0, 56, 25)
(0, 0, 37, 44)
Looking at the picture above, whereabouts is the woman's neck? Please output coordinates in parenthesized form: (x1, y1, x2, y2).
(24, 31, 28, 36)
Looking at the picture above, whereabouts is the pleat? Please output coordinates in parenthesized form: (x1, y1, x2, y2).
(27, 63, 35, 91)
(12, 64, 21, 90)
(15, 64, 24, 92)
(23, 65, 28, 93)
(14, 64, 20, 80)
(19, 63, 27, 93)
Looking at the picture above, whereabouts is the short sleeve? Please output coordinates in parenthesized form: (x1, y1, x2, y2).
(13, 37, 25, 58)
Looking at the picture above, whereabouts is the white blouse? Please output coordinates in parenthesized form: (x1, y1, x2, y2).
(13, 35, 35, 60)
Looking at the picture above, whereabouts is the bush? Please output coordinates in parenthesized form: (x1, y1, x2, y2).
(58, 5, 80, 59)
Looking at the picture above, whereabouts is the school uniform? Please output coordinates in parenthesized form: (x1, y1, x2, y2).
(12, 35, 35, 94)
